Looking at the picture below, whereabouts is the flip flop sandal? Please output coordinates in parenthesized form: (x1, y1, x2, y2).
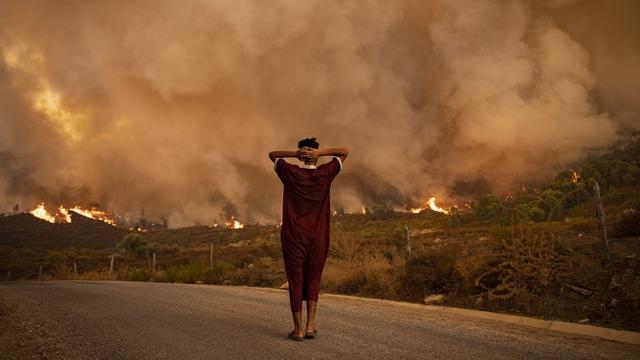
(288, 331, 304, 341)
(304, 329, 317, 339)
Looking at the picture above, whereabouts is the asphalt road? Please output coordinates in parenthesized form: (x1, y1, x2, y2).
(1, 281, 638, 359)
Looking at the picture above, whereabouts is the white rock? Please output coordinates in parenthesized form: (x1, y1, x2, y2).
(424, 294, 445, 304)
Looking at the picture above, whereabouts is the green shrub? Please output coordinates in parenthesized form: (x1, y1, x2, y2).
(472, 195, 509, 225)
(528, 205, 546, 222)
(165, 263, 204, 283)
(203, 260, 235, 284)
(116, 233, 154, 256)
(129, 268, 151, 282)
(539, 189, 564, 220)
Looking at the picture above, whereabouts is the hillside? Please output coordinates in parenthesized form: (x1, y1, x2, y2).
(0, 212, 126, 249)
(1, 137, 639, 331)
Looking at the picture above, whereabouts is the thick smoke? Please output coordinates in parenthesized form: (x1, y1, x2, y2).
(0, 0, 637, 226)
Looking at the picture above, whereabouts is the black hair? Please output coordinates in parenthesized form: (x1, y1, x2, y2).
(297, 137, 319, 149)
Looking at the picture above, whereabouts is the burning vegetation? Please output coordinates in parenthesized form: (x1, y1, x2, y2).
(24, 202, 247, 231)
(29, 203, 116, 226)
(409, 197, 450, 215)
(224, 217, 245, 230)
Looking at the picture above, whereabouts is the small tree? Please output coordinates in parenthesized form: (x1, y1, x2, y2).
(116, 233, 155, 270)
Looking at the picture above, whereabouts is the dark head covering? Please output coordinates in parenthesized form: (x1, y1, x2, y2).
(297, 137, 319, 149)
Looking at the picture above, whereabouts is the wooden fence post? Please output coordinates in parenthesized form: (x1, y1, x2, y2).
(404, 225, 412, 256)
(109, 255, 115, 276)
(590, 179, 609, 263)
(152, 252, 156, 272)
(209, 240, 214, 271)
(38, 265, 42, 281)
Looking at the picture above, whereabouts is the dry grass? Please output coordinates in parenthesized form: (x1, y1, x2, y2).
(323, 228, 406, 299)
(328, 229, 369, 261)
(77, 270, 114, 280)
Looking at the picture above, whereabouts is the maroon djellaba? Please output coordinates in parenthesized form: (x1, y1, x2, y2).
(269, 138, 349, 341)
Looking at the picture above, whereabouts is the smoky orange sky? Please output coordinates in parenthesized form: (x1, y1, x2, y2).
(0, 0, 638, 227)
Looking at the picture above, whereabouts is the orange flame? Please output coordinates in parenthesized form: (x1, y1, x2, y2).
(224, 217, 244, 229)
(410, 197, 450, 214)
(28, 203, 116, 226)
(29, 203, 56, 223)
(58, 206, 72, 223)
(69, 206, 116, 226)
(571, 169, 580, 183)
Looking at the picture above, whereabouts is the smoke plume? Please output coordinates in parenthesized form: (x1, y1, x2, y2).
(0, 0, 637, 226)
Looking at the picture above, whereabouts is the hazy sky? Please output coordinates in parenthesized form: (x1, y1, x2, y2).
(0, 0, 638, 226)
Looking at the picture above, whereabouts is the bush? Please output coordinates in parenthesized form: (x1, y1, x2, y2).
(528, 205, 546, 222)
(116, 233, 154, 256)
(329, 231, 366, 261)
(472, 195, 509, 225)
(446, 207, 464, 227)
(129, 268, 151, 282)
(150, 270, 170, 283)
(367, 204, 395, 220)
(229, 258, 282, 287)
(336, 272, 367, 294)
(612, 210, 640, 238)
(404, 249, 462, 299)
(568, 218, 595, 233)
(203, 260, 235, 284)
(539, 189, 565, 220)
(165, 263, 204, 283)
(359, 264, 403, 299)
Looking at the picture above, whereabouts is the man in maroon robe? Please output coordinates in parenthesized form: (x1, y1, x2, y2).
(269, 138, 349, 341)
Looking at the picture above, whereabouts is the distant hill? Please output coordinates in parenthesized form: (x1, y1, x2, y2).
(0, 212, 126, 249)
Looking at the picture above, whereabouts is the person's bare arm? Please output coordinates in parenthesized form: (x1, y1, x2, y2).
(268, 150, 306, 163)
(303, 148, 349, 162)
